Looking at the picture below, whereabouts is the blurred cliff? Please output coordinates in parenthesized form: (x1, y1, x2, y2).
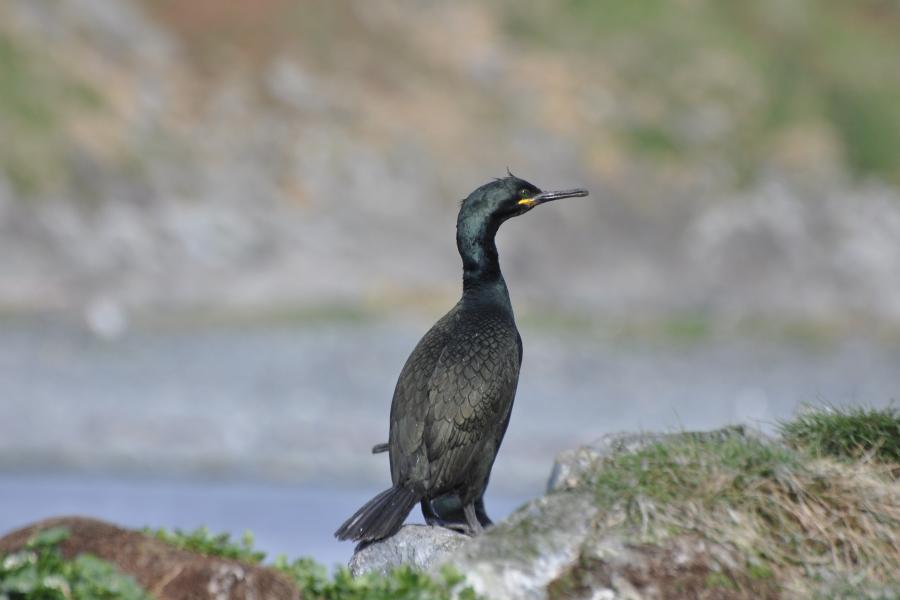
(2, 0, 900, 328)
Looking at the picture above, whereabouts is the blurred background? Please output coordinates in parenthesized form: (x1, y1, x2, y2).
(1, 0, 899, 566)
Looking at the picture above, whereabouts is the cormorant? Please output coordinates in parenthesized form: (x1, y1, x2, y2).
(335, 175, 588, 543)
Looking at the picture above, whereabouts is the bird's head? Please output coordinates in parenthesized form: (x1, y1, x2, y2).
(455, 173, 588, 282)
(460, 173, 588, 227)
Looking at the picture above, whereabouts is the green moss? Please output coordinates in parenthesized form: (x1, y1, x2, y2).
(747, 562, 774, 581)
(591, 433, 798, 512)
(272, 558, 479, 600)
(142, 526, 266, 563)
(703, 571, 736, 590)
(0, 527, 152, 600)
(779, 405, 900, 464)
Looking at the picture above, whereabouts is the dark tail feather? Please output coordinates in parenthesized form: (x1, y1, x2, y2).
(371, 442, 389, 454)
(334, 485, 419, 543)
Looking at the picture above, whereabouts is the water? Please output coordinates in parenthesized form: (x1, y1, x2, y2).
(0, 475, 525, 567)
(1, 319, 897, 564)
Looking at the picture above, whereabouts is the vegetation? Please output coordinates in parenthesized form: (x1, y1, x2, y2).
(0, 527, 151, 600)
(578, 420, 900, 596)
(142, 526, 479, 600)
(5, 1, 900, 197)
(3, 524, 478, 600)
(780, 404, 900, 464)
(0, 30, 101, 195)
(142, 525, 266, 564)
(508, 0, 900, 184)
(273, 557, 478, 600)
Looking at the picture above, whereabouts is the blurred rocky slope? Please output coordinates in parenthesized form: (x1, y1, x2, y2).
(2, 0, 900, 327)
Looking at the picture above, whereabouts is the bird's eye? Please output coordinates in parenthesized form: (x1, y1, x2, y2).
(519, 188, 530, 198)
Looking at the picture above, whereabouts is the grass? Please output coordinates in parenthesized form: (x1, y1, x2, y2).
(591, 433, 799, 511)
(273, 557, 478, 600)
(0, 527, 151, 600)
(142, 526, 266, 564)
(142, 526, 479, 600)
(779, 404, 900, 465)
(580, 422, 900, 595)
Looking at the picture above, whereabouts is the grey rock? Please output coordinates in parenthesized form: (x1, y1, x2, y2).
(553, 532, 748, 600)
(443, 491, 600, 600)
(348, 525, 470, 577)
(436, 426, 771, 600)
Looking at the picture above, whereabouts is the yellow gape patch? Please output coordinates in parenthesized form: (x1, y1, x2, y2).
(517, 198, 536, 206)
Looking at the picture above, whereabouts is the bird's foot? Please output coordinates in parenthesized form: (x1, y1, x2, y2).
(425, 518, 468, 533)
(463, 503, 485, 537)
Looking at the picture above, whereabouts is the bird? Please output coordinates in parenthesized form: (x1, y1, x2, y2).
(334, 174, 588, 544)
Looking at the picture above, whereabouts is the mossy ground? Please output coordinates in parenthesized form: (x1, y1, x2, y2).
(556, 411, 900, 598)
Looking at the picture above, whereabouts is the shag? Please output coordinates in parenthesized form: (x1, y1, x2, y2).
(335, 175, 588, 543)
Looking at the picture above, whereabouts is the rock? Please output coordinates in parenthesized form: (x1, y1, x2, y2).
(0, 516, 299, 600)
(348, 524, 470, 577)
(545, 533, 765, 600)
(444, 492, 600, 600)
(433, 426, 776, 599)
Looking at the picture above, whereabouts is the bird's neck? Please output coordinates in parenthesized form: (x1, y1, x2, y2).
(457, 217, 511, 306)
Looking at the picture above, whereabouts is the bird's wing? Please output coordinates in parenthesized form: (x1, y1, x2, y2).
(490, 331, 523, 455)
(422, 312, 521, 493)
(388, 306, 459, 484)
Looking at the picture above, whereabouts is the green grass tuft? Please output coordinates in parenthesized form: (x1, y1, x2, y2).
(0, 527, 152, 600)
(142, 526, 266, 564)
(779, 405, 900, 464)
(272, 557, 478, 600)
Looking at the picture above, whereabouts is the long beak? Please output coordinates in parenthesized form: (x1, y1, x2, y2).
(520, 188, 589, 207)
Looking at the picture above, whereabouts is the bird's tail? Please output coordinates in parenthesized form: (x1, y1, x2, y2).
(334, 485, 419, 543)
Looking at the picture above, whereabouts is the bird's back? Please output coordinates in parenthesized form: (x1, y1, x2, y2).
(388, 299, 522, 497)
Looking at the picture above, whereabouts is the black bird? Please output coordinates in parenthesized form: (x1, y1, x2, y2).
(335, 175, 588, 543)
